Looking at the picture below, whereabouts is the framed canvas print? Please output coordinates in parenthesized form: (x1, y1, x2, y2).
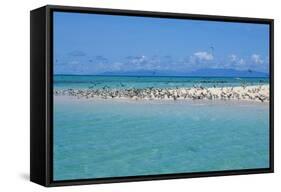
(30, 5, 274, 187)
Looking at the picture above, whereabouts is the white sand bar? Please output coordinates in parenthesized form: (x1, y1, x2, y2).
(54, 85, 269, 102)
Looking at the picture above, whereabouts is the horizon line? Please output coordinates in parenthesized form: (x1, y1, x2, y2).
(53, 74, 269, 78)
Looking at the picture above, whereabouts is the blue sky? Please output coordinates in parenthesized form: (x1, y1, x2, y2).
(53, 11, 269, 75)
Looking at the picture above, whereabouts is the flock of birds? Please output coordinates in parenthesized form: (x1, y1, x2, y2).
(54, 84, 269, 102)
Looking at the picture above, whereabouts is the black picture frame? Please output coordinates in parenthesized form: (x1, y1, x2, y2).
(30, 4, 274, 187)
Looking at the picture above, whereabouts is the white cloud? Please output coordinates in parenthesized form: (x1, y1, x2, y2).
(55, 52, 268, 75)
(193, 51, 214, 61)
(228, 54, 246, 69)
(238, 58, 245, 65)
(251, 54, 264, 64)
(109, 62, 123, 71)
(229, 54, 237, 62)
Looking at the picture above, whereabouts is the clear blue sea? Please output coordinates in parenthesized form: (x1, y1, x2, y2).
(54, 75, 269, 90)
(53, 75, 270, 181)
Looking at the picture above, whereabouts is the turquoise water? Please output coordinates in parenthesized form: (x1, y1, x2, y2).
(53, 97, 269, 181)
(54, 75, 269, 90)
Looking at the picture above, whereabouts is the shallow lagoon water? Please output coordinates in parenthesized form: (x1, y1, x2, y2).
(54, 75, 269, 90)
(53, 97, 269, 181)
